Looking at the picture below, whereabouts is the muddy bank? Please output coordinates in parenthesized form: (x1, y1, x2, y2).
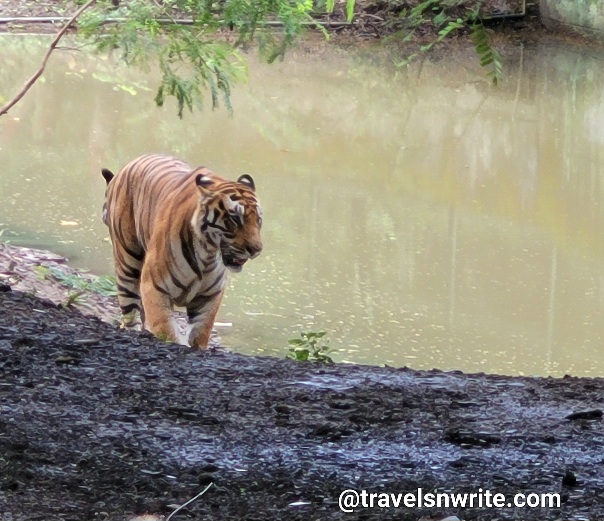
(1, 244, 604, 521)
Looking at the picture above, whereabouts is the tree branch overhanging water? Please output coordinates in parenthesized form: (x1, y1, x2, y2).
(0, 0, 98, 117)
(0, 0, 512, 118)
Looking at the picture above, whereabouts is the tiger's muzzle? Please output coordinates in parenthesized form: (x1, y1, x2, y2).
(222, 242, 262, 273)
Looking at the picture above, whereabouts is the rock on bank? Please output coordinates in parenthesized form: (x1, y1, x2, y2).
(541, 0, 604, 41)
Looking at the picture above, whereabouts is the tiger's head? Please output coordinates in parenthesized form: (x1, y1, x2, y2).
(193, 170, 263, 273)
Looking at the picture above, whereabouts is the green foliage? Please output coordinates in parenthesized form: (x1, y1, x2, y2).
(61, 290, 87, 309)
(346, 0, 356, 23)
(393, 0, 503, 85)
(33, 265, 118, 297)
(470, 21, 502, 85)
(287, 331, 334, 363)
(77, 0, 318, 117)
(70, 0, 501, 117)
(68, 0, 506, 118)
(318, 0, 355, 22)
(155, 331, 172, 343)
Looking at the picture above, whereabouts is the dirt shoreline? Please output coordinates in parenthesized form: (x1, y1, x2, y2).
(2, 244, 604, 521)
(0, 0, 583, 45)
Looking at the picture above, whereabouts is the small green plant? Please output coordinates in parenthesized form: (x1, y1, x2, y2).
(62, 290, 87, 308)
(287, 331, 334, 364)
(33, 265, 117, 297)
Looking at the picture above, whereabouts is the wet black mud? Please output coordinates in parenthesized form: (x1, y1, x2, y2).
(2, 276, 604, 520)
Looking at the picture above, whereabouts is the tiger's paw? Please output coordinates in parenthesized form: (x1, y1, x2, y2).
(120, 311, 141, 330)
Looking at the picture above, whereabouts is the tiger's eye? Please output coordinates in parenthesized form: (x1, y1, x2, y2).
(229, 213, 243, 227)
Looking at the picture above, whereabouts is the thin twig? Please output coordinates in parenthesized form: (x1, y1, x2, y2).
(0, 0, 97, 117)
(166, 482, 214, 521)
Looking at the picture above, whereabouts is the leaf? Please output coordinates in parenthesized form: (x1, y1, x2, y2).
(118, 84, 137, 95)
(433, 11, 448, 27)
(33, 266, 51, 280)
(470, 22, 503, 85)
(346, 0, 356, 22)
(62, 290, 86, 308)
(155, 85, 165, 107)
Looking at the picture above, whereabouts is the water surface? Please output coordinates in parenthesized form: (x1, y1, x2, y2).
(1, 36, 604, 376)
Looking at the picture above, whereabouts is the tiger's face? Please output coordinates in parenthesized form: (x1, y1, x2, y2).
(194, 172, 263, 273)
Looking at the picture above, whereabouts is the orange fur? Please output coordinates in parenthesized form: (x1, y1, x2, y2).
(102, 154, 262, 348)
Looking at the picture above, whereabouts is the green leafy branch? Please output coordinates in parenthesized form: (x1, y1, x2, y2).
(470, 21, 502, 85)
(395, 0, 503, 85)
(0, 0, 99, 117)
(2, 0, 503, 118)
(77, 0, 317, 117)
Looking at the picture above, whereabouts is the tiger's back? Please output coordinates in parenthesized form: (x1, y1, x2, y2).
(105, 155, 196, 270)
(102, 154, 263, 348)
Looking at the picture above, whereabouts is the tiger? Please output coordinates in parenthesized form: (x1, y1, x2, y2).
(101, 153, 263, 348)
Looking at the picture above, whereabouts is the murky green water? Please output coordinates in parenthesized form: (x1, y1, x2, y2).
(2, 35, 604, 376)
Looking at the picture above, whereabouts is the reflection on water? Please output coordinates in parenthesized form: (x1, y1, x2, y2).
(1, 36, 604, 376)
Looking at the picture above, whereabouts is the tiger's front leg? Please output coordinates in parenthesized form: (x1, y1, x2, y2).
(187, 288, 225, 349)
(140, 263, 181, 345)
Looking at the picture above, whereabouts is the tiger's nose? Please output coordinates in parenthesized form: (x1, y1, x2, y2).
(246, 244, 262, 258)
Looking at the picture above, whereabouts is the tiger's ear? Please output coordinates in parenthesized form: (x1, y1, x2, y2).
(195, 173, 214, 189)
(237, 174, 255, 191)
(101, 168, 114, 185)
